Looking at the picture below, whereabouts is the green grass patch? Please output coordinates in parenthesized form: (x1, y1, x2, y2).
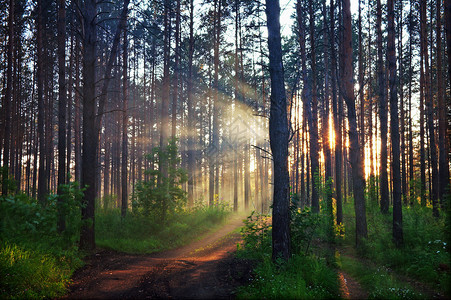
(95, 203, 232, 254)
(338, 254, 423, 299)
(341, 200, 450, 296)
(236, 210, 340, 299)
(0, 186, 84, 299)
(0, 243, 82, 299)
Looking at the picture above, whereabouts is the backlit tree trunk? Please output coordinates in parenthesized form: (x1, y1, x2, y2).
(266, 0, 291, 261)
(387, 0, 403, 246)
(342, 0, 367, 246)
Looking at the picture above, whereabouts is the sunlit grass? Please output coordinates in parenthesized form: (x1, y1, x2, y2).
(95, 204, 232, 254)
(341, 198, 450, 296)
(338, 254, 423, 299)
(236, 211, 340, 299)
(0, 243, 82, 299)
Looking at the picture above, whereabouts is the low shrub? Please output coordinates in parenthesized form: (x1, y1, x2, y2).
(236, 210, 340, 299)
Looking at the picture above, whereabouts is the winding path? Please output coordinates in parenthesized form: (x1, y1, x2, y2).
(64, 214, 252, 299)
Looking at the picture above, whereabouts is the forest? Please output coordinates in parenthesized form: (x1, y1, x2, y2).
(0, 0, 450, 298)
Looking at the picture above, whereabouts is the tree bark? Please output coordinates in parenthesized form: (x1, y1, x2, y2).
(419, 0, 427, 206)
(266, 0, 291, 261)
(57, 0, 67, 232)
(187, 0, 195, 207)
(420, 0, 439, 216)
(80, 0, 97, 251)
(342, 0, 367, 246)
(37, 0, 47, 204)
(377, 0, 389, 214)
(308, 0, 320, 213)
(329, 0, 343, 225)
(121, 29, 128, 218)
(387, 0, 403, 246)
(437, 0, 449, 206)
(2, 0, 14, 196)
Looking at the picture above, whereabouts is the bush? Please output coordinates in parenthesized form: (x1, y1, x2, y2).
(134, 138, 187, 222)
(237, 210, 340, 299)
(0, 183, 85, 299)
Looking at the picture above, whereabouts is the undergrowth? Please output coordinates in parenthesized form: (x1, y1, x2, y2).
(338, 254, 424, 299)
(341, 198, 450, 297)
(0, 182, 85, 299)
(96, 202, 232, 254)
(236, 209, 340, 299)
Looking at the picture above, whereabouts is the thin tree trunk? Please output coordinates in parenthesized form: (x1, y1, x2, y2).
(121, 29, 128, 218)
(387, 0, 403, 245)
(377, 0, 389, 213)
(57, 0, 67, 232)
(419, 0, 427, 206)
(2, 0, 14, 196)
(37, 0, 47, 204)
(421, 0, 439, 216)
(329, 0, 342, 224)
(172, 0, 180, 138)
(308, 0, 320, 213)
(187, 0, 195, 207)
(358, 0, 365, 168)
(437, 0, 449, 206)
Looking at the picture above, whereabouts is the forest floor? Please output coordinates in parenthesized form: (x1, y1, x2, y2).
(63, 212, 414, 300)
(337, 244, 448, 299)
(63, 213, 254, 299)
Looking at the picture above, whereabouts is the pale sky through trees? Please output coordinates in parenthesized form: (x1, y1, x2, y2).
(280, 0, 361, 37)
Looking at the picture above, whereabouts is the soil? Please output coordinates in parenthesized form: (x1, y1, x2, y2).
(64, 214, 254, 299)
(338, 270, 368, 300)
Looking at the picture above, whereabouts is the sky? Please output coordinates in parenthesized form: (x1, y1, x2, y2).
(279, 0, 361, 37)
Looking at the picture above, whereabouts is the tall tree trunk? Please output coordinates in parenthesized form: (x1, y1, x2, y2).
(66, 34, 74, 180)
(342, 0, 368, 246)
(121, 29, 128, 218)
(187, 0, 195, 207)
(308, 0, 320, 213)
(446, 0, 451, 88)
(408, 2, 414, 203)
(57, 0, 67, 232)
(234, 0, 240, 212)
(420, 0, 439, 216)
(322, 0, 333, 240)
(2, 0, 14, 196)
(266, 0, 291, 261)
(358, 0, 365, 167)
(172, 0, 180, 138)
(160, 0, 171, 221)
(397, 2, 407, 204)
(37, 0, 47, 204)
(377, 0, 389, 213)
(387, 0, 403, 246)
(74, 36, 81, 183)
(437, 0, 449, 206)
(419, 0, 427, 206)
(213, 0, 222, 200)
(329, 0, 342, 225)
(80, 0, 97, 251)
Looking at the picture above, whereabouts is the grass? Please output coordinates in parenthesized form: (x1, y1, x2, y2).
(1, 189, 232, 298)
(0, 243, 83, 299)
(338, 253, 424, 299)
(96, 203, 232, 254)
(236, 210, 340, 299)
(340, 198, 450, 297)
(0, 190, 84, 299)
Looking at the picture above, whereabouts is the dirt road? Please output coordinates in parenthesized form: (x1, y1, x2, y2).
(65, 214, 253, 299)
